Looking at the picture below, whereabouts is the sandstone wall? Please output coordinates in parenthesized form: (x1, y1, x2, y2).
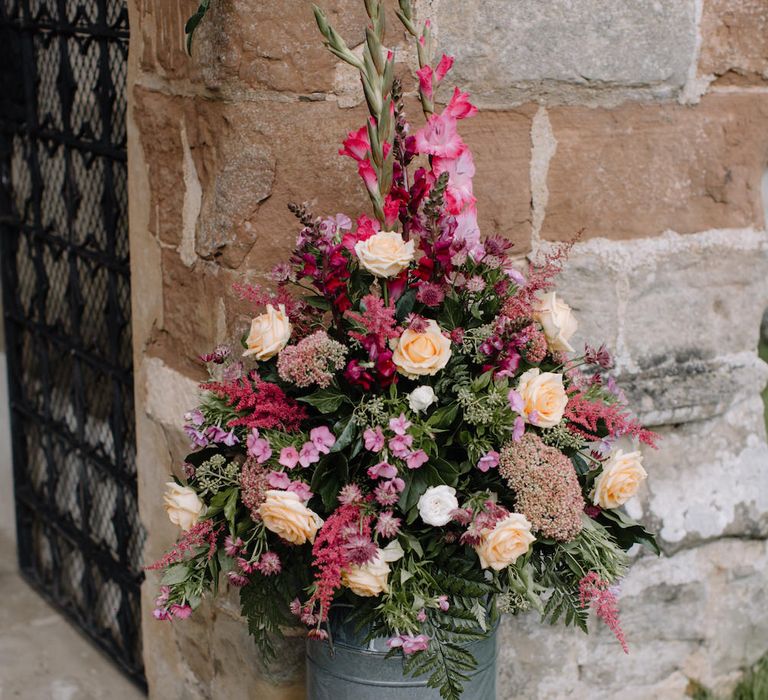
(127, 1, 768, 698)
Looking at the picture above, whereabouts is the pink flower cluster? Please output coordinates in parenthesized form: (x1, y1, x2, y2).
(277, 330, 348, 388)
(578, 572, 629, 654)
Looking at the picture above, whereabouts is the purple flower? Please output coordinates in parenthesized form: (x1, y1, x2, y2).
(405, 450, 429, 470)
(184, 409, 205, 426)
(507, 389, 524, 414)
(267, 471, 291, 489)
(184, 425, 208, 448)
(476, 450, 500, 473)
(512, 416, 526, 443)
(388, 634, 430, 654)
(363, 426, 385, 452)
(279, 446, 300, 470)
(344, 534, 378, 565)
(256, 551, 282, 575)
(310, 426, 336, 454)
(368, 461, 398, 479)
(527, 410, 540, 426)
(221, 429, 239, 447)
(224, 535, 243, 557)
(299, 442, 321, 467)
(389, 413, 412, 436)
(287, 481, 313, 503)
(389, 434, 414, 459)
(205, 425, 229, 443)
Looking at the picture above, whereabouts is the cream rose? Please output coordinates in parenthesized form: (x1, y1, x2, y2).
(516, 368, 568, 428)
(163, 483, 204, 531)
(243, 304, 291, 360)
(392, 320, 451, 378)
(258, 490, 322, 545)
(354, 230, 415, 278)
(593, 449, 647, 509)
(342, 541, 404, 597)
(533, 292, 578, 353)
(474, 513, 535, 571)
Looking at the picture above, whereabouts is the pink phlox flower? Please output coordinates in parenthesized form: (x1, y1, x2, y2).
(287, 481, 314, 503)
(416, 609, 427, 622)
(416, 64, 434, 98)
(405, 449, 429, 470)
(388, 634, 430, 654)
(363, 426, 386, 452)
(368, 461, 398, 480)
(247, 429, 272, 462)
(413, 110, 464, 158)
(185, 409, 204, 426)
(432, 149, 476, 215)
(310, 426, 336, 454)
(389, 434, 414, 458)
(477, 450, 500, 472)
(445, 87, 478, 120)
(435, 54, 454, 82)
(279, 446, 301, 470)
(512, 416, 526, 443)
(267, 471, 291, 489)
(339, 125, 370, 161)
(389, 413, 412, 436)
(299, 441, 321, 467)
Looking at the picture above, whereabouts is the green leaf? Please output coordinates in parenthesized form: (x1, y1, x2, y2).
(161, 563, 191, 586)
(224, 488, 239, 532)
(184, 0, 210, 54)
(395, 288, 417, 321)
(304, 295, 332, 310)
(330, 416, 357, 453)
(297, 388, 348, 414)
(426, 402, 459, 429)
(599, 509, 660, 555)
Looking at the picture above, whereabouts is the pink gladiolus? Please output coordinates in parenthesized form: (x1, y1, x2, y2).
(413, 111, 464, 158)
(405, 449, 429, 470)
(432, 149, 476, 215)
(416, 64, 434, 98)
(368, 461, 398, 480)
(453, 206, 483, 259)
(339, 125, 370, 161)
(310, 426, 336, 454)
(358, 159, 379, 194)
(363, 426, 385, 452)
(435, 54, 454, 82)
(446, 87, 477, 120)
(279, 446, 300, 470)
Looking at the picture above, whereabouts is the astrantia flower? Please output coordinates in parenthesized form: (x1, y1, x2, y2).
(338, 483, 364, 505)
(344, 534, 378, 565)
(374, 480, 402, 506)
(256, 551, 282, 576)
(224, 535, 243, 557)
(375, 511, 402, 538)
(416, 283, 445, 307)
(227, 570, 250, 587)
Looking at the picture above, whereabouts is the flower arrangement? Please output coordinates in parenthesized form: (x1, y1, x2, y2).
(151, 2, 659, 698)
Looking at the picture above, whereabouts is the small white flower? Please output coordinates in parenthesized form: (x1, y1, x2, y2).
(417, 485, 459, 527)
(408, 385, 437, 413)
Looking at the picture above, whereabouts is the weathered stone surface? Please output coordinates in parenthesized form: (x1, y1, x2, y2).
(430, 0, 697, 107)
(542, 94, 768, 242)
(497, 539, 768, 699)
(699, 0, 768, 83)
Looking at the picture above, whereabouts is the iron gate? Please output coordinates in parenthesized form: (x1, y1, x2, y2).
(0, 0, 145, 688)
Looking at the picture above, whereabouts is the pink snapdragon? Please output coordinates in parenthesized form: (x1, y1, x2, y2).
(388, 634, 431, 654)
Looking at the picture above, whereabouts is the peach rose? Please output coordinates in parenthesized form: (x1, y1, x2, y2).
(163, 483, 204, 531)
(474, 513, 535, 571)
(243, 304, 291, 360)
(354, 230, 415, 278)
(516, 368, 568, 428)
(342, 541, 404, 597)
(533, 292, 578, 353)
(392, 320, 452, 378)
(593, 449, 647, 509)
(259, 490, 322, 545)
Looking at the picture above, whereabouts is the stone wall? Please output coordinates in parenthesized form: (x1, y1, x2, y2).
(126, 1, 768, 698)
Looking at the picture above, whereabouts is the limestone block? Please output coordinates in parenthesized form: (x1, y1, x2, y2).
(430, 0, 697, 106)
(699, 0, 768, 83)
(496, 539, 768, 699)
(542, 94, 768, 242)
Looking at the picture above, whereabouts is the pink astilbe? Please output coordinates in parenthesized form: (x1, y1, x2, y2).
(204, 374, 307, 433)
(146, 520, 220, 571)
(564, 388, 658, 448)
(277, 331, 348, 388)
(240, 457, 270, 521)
(345, 294, 400, 346)
(578, 572, 629, 654)
(309, 504, 374, 621)
(232, 281, 317, 338)
(499, 434, 584, 542)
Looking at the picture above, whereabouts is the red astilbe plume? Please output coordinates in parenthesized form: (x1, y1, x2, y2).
(564, 387, 658, 447)
(204, 372, 307, 432)
(345, 294, 400, 346)
(145, 519, 221, 571)
(232, 281, 318, 338)
(502, 239, 577, 322)
(308, 503, 374, 621)
(578, 572, 629, 654)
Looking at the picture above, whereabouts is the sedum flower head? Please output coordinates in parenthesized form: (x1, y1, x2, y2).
(277, 330, 348, 388)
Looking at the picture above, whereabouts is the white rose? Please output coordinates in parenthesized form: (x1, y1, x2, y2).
(516, 368, 568, 428)
(418, 485, 459, 527)
(342, 541, 403, 597)
(163, 482, 204, 531)
(474, 513, 535, 571)
(243, 304, 292, 360)
(593, 449, 647, 509)
(533, 292, 578, 353)
(392, 320, 452, 378)
(354, 230, 415, 278)
(408, 385, 437, 413)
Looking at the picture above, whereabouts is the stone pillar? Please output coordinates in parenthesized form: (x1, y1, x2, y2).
(127, 1, 768, 698)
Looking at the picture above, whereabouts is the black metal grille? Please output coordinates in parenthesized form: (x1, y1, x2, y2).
(0, 0, 145, 688)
